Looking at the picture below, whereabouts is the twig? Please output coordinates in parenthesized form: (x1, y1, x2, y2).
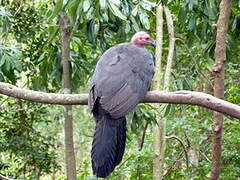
(162, 150, 184, 178)
(166, 135, 189, 167)
(139, 122, 149, 150)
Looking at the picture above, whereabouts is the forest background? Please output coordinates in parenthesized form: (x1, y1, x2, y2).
(0, 0, 240, 179)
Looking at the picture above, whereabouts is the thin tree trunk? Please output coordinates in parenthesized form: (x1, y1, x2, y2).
(136, 122, 149, 180)
(51, 165, 56, 180)
(59, 11, 77, 180)
(152, 4, 163, 180)
(156, 6, 175, 180)
(211, 0, 232, 179)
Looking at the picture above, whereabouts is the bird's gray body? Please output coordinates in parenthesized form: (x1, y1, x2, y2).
(88, 42, 154, 178)
(89, 43, 154, 118)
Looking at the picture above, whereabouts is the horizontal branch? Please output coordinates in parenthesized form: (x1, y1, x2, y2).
(0, 174, 13, 180)
(0, 82, 240, 119)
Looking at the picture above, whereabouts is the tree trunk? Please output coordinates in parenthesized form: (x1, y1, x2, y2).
(51, 165, 56, 180)
(211, 0, 232, 179)
(157, 7, 175, 180)
(59, 11, 77, 180)
(152, 5, 175, 180)
(136, 122, 149, 180)
(152, 4, 164, 180)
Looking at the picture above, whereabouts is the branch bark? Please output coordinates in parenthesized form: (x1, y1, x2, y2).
(0, 174, 13, 180)
(0, 82, 240, 119)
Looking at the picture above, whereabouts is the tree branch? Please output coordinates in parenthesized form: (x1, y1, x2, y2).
(0, 82, 240, 119)
(0, 174, 13, 180)
(166, 135, 189, 167)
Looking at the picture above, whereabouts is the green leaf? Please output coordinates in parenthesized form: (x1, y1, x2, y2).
(188, 0, 198, 10)
(3, 55, 11, 72)
(164, 104, 171, 117)
(132, 5, 139, 16)
(0, 55, 5, 67)
(140, 0, 156, 11)
(100, 0, 107, 10)
(37, 0, 53, 9)
(48, 0, 63, 22)
(139, 8, 150, 29)
(102, 12, 109, 22)
(86, 7, 94, 20)
(125, 22, 131, 34)
(122, 0, 130, 15)
(87, 20, 95, 45)
(83, 0, 91, 12)
(130, 16, 140, 32)
(73, 1, 84, 31)
(48, 26, 59, 42)
(0, 72, 4, 81)
(188, 16, 196, 31)
(109, 0, 121, 6)
(108, 1, 127, 20)
(183, 78, 192, 90)
(178, 7, 186, 24)
(12, 59, 22, 71)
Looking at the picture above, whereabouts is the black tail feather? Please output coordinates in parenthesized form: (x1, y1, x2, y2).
(115, 117, 126, 166)
(91, 110, 126, 178)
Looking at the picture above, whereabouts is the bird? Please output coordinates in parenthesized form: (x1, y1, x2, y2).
(88, 31, 155, 178)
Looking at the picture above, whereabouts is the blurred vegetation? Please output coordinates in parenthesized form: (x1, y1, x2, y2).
(0, 0, 240, 179)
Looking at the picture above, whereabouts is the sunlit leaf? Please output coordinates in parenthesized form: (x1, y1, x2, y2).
(37, 0, 54, 9)
(0, 55, 5, 67)
(3, 54, 11, 72)
(109, 0, 121, 6)
(108, 1, 127, 20)
(132, 5, 139, 16)
(48, 0, 63, 22)
(188, 16, 196, 31)
(83, 0, 91, 12)
(125, 22, 131, 34)
(100, 0, 107, 10)
(0, 72, 4, 81)
(86, 7, 94, 20)
(130, 16, 140, 31)
(139, 8, 150, 29)
(178, 7, 186, 24)
(140, 0, 156, 11)
(164, 104, 171, 117)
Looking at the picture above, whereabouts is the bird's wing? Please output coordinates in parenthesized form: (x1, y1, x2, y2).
(89, 43, 154, 119)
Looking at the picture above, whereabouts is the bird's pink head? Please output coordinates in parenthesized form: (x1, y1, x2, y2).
(131, 31, 155, 48)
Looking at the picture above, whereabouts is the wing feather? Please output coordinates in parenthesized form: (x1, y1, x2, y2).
(89, 43, 154, 118)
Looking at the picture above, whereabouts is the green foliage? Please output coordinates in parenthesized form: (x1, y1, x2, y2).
(0, 0, 240, 179)
(0, 98, 58, 179)
(0, 6, 13, 36)
(0, 45, 23, 83)
(227, 86, 240, 105)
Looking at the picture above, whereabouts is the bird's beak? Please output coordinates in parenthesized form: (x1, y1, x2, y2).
(150, 40, 156, 48)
